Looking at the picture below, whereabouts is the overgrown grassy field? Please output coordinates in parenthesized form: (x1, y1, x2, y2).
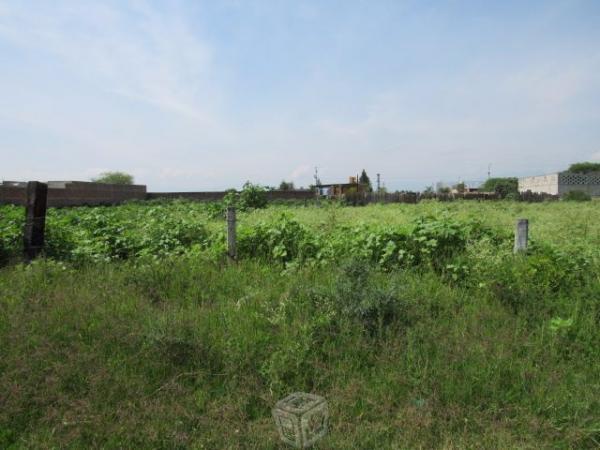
(1, 200, 599, 448)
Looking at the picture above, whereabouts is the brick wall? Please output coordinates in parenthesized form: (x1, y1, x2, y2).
(146, 190, 315, 202)
(1, 184, 316, 206)
(0, 185, 27, 205)
(519, 172, 600, 197)
(0, 181, 147, 207)
(265, 190, 315, 201)
(146, 191, 228, 201)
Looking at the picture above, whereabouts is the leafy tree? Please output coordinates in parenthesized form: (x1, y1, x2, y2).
(278, 180, 295, 191)
(568, 162, 600, 173)
(359, 169, 372, 192)
(92, 171, 134, 185)
(481, 177, 518, 198)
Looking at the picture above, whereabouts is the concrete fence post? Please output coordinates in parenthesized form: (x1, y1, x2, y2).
(227, 206, 237, 260)
(23, 181, 48, 261)
(513, 218, 528, 253)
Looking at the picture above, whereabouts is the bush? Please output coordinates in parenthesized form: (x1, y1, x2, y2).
(238, 214, 317, 263)
(239, 182, 267, 209)
(0, 205, 23, 265)
(562, 190, 591, 202)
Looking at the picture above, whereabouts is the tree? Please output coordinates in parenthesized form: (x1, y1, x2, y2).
(359, 169, 372, 191)
(92, 171, 134, 185)
(278, 180, 295, 191)
(453, 182, 466, 193)
(568, 162, 600, 173)
(481, 177, 518, 198)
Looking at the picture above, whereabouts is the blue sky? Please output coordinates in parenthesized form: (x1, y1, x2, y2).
(1, 0, 599, 191)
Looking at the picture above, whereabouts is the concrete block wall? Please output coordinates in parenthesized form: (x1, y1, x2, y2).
(519, 172, 600, 196)
(558, 172, 600, 196)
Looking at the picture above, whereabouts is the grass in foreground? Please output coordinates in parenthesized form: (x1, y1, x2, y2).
(1, 253, 598, 449)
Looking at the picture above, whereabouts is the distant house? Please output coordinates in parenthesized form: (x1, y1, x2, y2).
(318, 176, 368, 198)
(519, 171, 600, 197)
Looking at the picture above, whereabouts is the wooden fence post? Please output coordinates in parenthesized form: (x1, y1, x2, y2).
(23, 181, 48, 261)
(227, 206, 237, 260)
(513, 218, 528, 253)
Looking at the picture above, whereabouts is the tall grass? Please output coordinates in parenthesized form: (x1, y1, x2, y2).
(1, 250, 598, 448)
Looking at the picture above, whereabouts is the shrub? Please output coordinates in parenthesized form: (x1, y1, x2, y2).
(0, 205, 24, 265)
(239, 182, 267, 209)
(562, 190, 591, 202)
(238, 214, 317, 263)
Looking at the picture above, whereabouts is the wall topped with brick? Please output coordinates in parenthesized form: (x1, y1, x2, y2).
(0, 181, 147, 207)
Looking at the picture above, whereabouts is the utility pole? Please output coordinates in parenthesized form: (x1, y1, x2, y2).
(376, 173, 381, 192)
(487, 164, 491, 179)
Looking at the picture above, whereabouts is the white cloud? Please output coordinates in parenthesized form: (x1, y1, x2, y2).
(0, 0, 218, 124)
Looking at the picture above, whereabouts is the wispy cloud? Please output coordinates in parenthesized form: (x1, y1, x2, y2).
(0, 0, 217, 123)
(1, 1, 599, 190)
